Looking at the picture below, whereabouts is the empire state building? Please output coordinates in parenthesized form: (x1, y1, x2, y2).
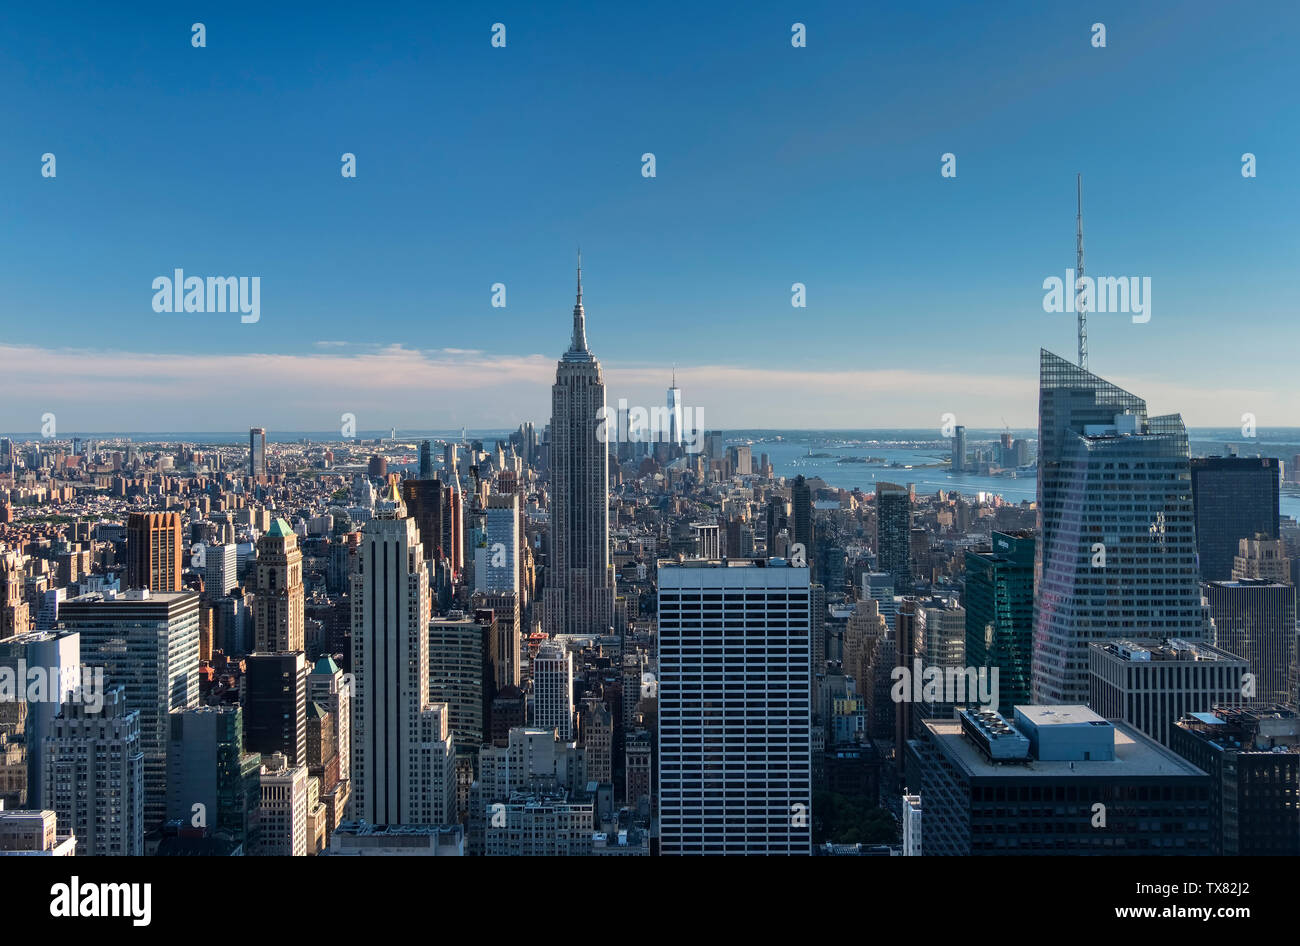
(544, 256, 615, 636)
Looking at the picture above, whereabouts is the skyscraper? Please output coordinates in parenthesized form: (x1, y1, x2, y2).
(249, 427, 267, 478)
(667, 370, 683, 447)
(166, 704, 261, 850)
(951, 425, 966, 473)
(543, 257, 614, 636)
(964, 531, 1035, 716)
(350, 482, 456, 825)
(875, 483, 911, 593)
(242, 651, 308, 766)
(126, 511, 184, 592)
(658, 559, 812, 855)
(308, 656, 350, 781)
(419, 439, 434, 479)
(1204, 578, 1296, 704)
(479, 493, 520, 593)
(0, 630, 80, 806)
(1033, 351, 1208, 704)
(791, 475, 813, 559)
(533, 640, 574, 741)
(42, 686, 143, 856)
(1190, 456, 1279, 581)
(428, 611, 497, 751)
(62, 589, 200, 828)
(254, 518, 305, 652)
(204, 543, 238, 601)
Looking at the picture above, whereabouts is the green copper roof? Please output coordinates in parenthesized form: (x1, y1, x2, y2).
(267, 518, 294, 538)
(313, 655, 341, 675)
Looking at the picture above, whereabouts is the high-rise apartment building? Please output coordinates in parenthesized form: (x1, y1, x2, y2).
(126, 511, 183, 592)
(658, 559, 812, 855)
(951, 425, 967, 474)
(41, 686, 143, 856)
(543, 258, 615, 636)
(875, 483, 911, 593)
(1033, 351, 1207, 704)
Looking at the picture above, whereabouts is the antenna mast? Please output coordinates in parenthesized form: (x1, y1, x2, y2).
(1076, 173, 1087, 370)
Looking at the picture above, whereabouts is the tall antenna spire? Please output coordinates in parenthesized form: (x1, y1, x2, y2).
(569, 248, 588, 353)
(1076, 173, 1087, 370)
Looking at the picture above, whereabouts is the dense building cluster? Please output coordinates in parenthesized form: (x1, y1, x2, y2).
(2, 278, 1299, 858)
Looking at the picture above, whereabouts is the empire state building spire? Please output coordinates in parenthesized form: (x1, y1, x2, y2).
(569, 249, 589, 355)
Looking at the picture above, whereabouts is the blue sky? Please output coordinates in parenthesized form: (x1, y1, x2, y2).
(1, 0, 1297, 431)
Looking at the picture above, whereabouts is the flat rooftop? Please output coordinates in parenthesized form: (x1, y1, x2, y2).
(926, 716, 1207, 779)
(1092, 639, 1244, 663)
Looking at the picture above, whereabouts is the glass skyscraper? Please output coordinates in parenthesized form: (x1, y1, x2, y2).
(1190, 456, 1280, 581)
(964, 530, 1035, 716)
(1033, 350, 1208, 704)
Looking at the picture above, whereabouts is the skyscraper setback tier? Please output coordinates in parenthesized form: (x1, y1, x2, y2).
(543, 259, 614, 636)
(1032, 351, 1208, 705)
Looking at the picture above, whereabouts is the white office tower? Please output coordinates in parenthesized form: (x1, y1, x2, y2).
(308, 655, 350, 780)
(1033, 351, 1208, 704)
(259, 752, 309, 856)
(533, 641, 574, 741)
(350, 482, 456, 825)
(658, 560, 813, 855)
(41, 685, 143, 856)
(58, 589, 201, 829)
(477, 493, 520, 594)
(543, 256, 616, 636)
(204, 543, 238, 600)
(0, 630, 80, 807)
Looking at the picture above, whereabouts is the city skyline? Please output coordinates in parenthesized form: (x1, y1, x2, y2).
(3, 0, 1299, 887)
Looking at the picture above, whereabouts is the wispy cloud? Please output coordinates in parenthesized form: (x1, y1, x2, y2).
(0, 344, 1290, 433)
